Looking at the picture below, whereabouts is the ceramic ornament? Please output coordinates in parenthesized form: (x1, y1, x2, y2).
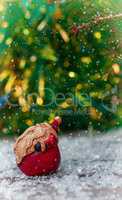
(14, 116, 61, 176)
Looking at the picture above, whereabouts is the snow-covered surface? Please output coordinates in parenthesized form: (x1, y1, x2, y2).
(1, 129, 122, 200)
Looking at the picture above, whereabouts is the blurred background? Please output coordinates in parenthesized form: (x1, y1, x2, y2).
(0, 0, 121, 136)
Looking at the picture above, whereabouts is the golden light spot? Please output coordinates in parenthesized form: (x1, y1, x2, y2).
(90, 91, 104, 99)
(19, 96, 26, 106)
(39, 78, 45, 97)
(22, 105, 30, 113)
(81, 56, 92, 64)
(76, 83, 83, 90)
(2, 21, 8, 28)
(37, 20, 47, 31)
(68, 71, 76, 78)
(91, 73, 101, 80)
(19, 96, 30, 112)
(5, 38, 12, 45)
(25, 119, 33, 126)
(89, 107, 102, 120)
(41, 45, 57, 61)
(0, 33, 4, 42)
(13, 86, 23, 97)
(24, 69, 31, 78)
(0, 70, 10, 81)
(112, 63, 120, 74)
(66, 98, 72, 105)
(0, 4, 4, 12)
(36, 97, 43, 106)
(23, 29, 29, 35)
(90, 92, 99, 98)
(19, 59, 26, 69)
(30, 55, 37, 62)
(60, 101, 70, 108)
(5, 75, 16, 93)
(103, 73, 109, 81)
(22, 79, 28, 91)
(94, 31, 102, 40)
(55, 24, 69, 43)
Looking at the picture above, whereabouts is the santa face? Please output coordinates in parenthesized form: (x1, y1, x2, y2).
(14, 121, 61, 176)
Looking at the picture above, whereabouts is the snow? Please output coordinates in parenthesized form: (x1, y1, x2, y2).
(1, 129, 122, 200)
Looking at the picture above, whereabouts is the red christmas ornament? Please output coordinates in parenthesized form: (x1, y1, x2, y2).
(14, 117, 61, 176)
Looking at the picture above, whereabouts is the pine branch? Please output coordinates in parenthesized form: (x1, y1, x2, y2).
(72, 13, 122, 33)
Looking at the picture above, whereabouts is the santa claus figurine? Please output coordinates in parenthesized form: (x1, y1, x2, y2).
(14, 116, 61, 176)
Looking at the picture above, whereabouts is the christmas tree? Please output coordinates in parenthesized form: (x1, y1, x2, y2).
(0, 0, 121, 135)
